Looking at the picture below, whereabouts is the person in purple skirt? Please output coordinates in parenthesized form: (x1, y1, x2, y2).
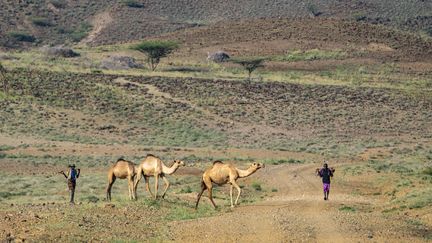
(316, 162, 334, 200)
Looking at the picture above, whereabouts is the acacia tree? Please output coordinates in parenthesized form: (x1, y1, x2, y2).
(132, 40, 179, 71)
(231, 57, 266, 80)
(0, 62, 8, 95)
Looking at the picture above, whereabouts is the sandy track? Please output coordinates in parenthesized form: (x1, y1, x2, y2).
(169, 163, 421, 242)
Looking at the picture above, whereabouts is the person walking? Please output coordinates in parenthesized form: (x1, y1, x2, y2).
(59, 164, 80, 204)
(317, 162, 334, 200)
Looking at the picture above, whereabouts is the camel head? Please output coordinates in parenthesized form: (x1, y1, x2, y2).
(173, 160, 185, 167)
(250, 162, 265, 171)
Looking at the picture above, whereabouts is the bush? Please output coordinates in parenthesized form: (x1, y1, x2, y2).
(307, 3, 322, 17)
(50, 0, 67, 8)
(423, 167, 432, 176)
(70, 22, 92, 42)
(122, 0, 144, 8)
(31, 17, 52, 27)
(8, 32, 36, 42)
(251, 182, 262, 191)
(425, 27, 432, 37)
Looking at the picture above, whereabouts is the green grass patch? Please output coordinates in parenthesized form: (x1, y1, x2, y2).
(265, 158, 304, 165)
(31, 17, 53, 27)
(251, 181, 262, 191)
(8, 31, 36, 42)
(423, 167, 432, 176)
(165, 205, 215, 221)
(70, 22, 92, 42)
(339, 205, 356, 212)
(122, 0, 144, 8)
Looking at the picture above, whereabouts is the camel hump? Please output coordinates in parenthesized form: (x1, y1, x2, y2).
(213, 160, 224, 165)
(146, 153, 156, 158)
(116, 157, 125, 162)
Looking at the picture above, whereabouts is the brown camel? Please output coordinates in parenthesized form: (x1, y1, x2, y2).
(195, 161, 265, 209)
(106, 158, 138, 201)
(134, 154, 185, 199)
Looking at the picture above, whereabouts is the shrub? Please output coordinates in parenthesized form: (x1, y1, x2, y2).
(251, 182, 262, 191)
(31, 17, 52, 27)
(70, 22, 92, 42)
(425, 26, 432, 37)
(50, 0, 67, 8)
(8, 31, 36, 42)
(307, 3, 322, 17)
(423, 167, 432, 176)
(353, 12, 367, 21)
(131, 40, 179, 71)
(122, 0, 144, 8)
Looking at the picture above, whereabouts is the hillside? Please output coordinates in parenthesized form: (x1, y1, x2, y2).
(1, 0, 431, 47)
(0, 1, 431, 242)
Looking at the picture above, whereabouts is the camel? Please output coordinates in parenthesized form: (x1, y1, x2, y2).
(106, 158, 138, 201)
(195, 161, 265, 209)
(134, 154, 185, 199)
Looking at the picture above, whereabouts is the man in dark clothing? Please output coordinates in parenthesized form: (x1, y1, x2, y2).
(59, 164, 80, 204)
(317, 162, 334, 200)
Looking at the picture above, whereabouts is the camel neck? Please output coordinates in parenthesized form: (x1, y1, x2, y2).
(236, 167, 258, 178)
(162, 162, 179, 175)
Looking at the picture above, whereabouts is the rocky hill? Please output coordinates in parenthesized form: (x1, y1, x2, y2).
(0, 0, 431, 48)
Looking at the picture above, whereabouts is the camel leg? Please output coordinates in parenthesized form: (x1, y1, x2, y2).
(231, 180, 241, 206)
(230, 184, 234, 208)
(144, 176, 154, 198)
(127, 176, 134, 200)
(133, 169, 142, 197)
(130, 175, 136, 200)
(132, 175, 137, 200)
(207, 186, 217, 209)
(106, 175, 116, 202)
(161, 175, 170, 199)
(154, 174, 159, 199)
(195, 181, 206, 209)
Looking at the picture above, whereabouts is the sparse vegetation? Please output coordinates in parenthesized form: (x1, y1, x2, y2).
(132, 40, 179, 71)
(0, 62, 8, 95)
(7, 32, 36, 42)
(339, 206, 356, 212)
(251, 182, 262, 191)
(122, 0, 144, 8)
(31, 17, 52, 27)
(272, 49, 346, 62)
(70, 22, 92, 42)
(306, 3, 322, 17)
(50, 0, 67, 8)
(423, 167, 432, 176)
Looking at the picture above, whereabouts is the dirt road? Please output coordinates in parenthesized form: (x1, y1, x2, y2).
(169, 163, 424, 242)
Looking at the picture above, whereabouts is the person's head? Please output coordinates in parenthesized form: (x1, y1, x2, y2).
(69, 164, 76, 169)
(323, 162, 328, 168)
